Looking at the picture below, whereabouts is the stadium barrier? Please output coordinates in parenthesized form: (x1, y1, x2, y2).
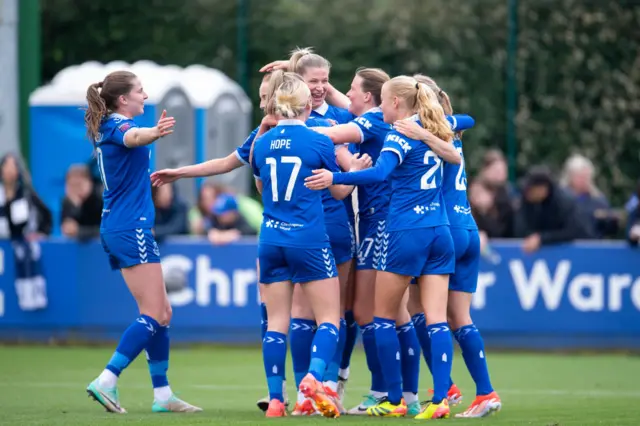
(0, 238, 638, 349)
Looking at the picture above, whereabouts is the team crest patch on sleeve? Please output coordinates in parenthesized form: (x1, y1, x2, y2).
(118, 122, 132, 133)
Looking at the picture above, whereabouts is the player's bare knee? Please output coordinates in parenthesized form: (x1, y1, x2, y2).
(353, 302, 373, 326)
(159, 304, 173, 326)
(423, 306, 448, 325)
(447, 310, 471, 330)
(267, 313, 290, 334)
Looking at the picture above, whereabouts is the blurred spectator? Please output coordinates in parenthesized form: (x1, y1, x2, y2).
(514, 166, 590, 253)
(152, 183, 188, 242)
(469, 178, 514, 239)
(560, 154, 618, 238)
(0, 153, 52, 240)
(207, 193, 256, 245)
(625, 180, 640, 246)
(61, 164, 103, 240)
(478, 149, 517, 199)
(189, 182, 219, 235)
(0, 153, 51, 311)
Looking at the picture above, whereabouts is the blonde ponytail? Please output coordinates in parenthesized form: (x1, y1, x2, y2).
(414, 74, 453, 115)
(385, 76, 454, 143)
(415, 83, 454, 142)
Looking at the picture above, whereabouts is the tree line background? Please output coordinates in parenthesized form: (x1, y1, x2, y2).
(41, 0, 640, 205)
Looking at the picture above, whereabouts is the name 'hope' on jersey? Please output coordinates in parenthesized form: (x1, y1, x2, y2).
(348, 108, 392, 217)
(380, 117, 449, 232)
(96, 113, 155, 233)
(442, 138, 477, 230)
(252, 120, 342, 248)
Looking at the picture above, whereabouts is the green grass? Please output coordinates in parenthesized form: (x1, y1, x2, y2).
(0, 345, 639, 425)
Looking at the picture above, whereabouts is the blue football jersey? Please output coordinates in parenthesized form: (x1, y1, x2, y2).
(310, 102, 354, 124)
(95, 113, 155, 233)
(349, 108, 392, 217)
(235, 117, 338, 166)
(235, 126, 260, 165)
(380, 116, 449, 232)
(442, 139, 477, 230)
(343, 143, 360, 220)
(252, 120, 341, 248)
(306, 117, 349, 225)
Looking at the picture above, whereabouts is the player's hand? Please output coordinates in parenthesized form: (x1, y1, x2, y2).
(522, 233, 541, 253)
(154, 110, 175, 138)
(394, 119, 427, 141)
(349, 153, 372, 171)
(261, 114, 278, 130)
(259, 60, 289, 73)
(150, 168, 181, 187)
(327, 119, 338, 126)
(304, 169, 334, 190)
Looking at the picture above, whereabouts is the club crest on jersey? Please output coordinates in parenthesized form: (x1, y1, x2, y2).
(118, 122, 132, 133)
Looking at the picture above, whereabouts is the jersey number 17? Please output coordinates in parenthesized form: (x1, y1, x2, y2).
(265, 156, 302, 202)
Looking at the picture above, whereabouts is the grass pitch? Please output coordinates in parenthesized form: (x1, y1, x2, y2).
(0, 345, 638, 425)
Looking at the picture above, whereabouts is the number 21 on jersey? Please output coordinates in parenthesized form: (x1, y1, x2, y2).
(266, 156, 302, 202)
(420, 151, 442, 190)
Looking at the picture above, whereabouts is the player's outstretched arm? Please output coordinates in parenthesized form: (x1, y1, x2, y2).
(150, 153, 243, 187)
(313, 124, 361, 145)
(125, 110, 175, 148)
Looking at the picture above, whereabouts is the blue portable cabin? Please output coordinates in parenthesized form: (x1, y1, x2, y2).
(181, 65, 252, 195)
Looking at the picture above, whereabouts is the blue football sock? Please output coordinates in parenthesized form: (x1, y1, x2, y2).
(106, 314, 159, 377)
(412, 313, 433, 373)
(428, 322, 454, 404)
(263, 331, 287, 402)
(397, 321, 420, 394)
(145, 324, 170, 389)
(374, 317, 401, 404)
(340, 310, 358, 372)
(290, 318, 316, 388)
(362, 322, 385, 393)
(308, 322, 339, 381)
(260, 303, 268, 340)
(454, 324, 494, 396)
(413, 313, 454, 389)
(324, 318, 346, 383)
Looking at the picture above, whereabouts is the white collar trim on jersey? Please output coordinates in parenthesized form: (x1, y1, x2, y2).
(108, 113, 130, 121)
(313, 102, 329, 116)
(277, 119, 306, 126)
(392, 114, 420, 130)
(365, 107, 382, 114)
